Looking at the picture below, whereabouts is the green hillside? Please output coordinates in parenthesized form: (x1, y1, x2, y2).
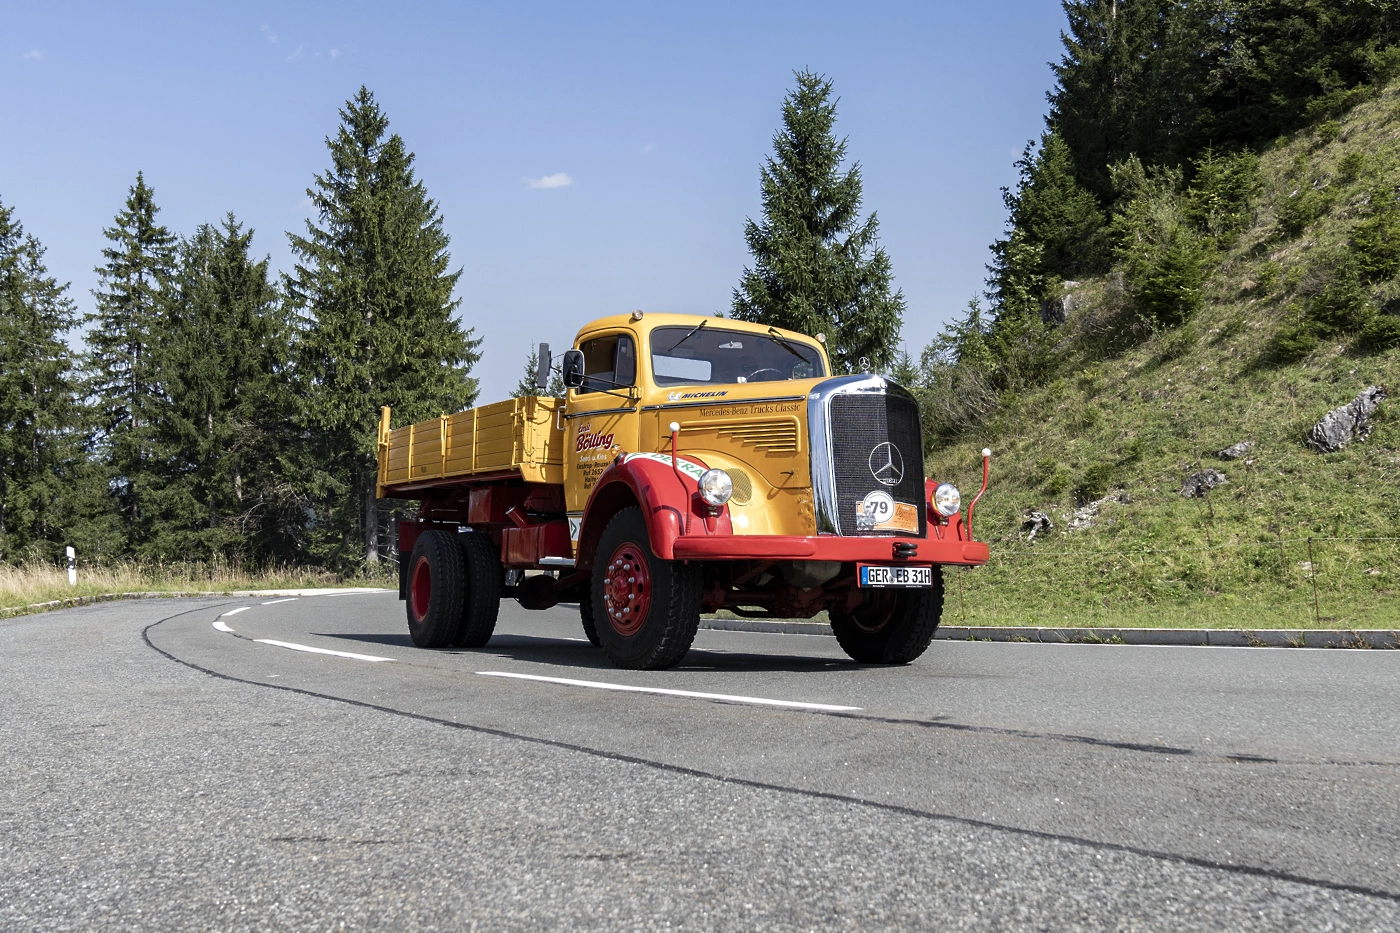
(925, 81, 1400, 630)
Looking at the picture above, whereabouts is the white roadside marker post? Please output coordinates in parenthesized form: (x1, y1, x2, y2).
(66, 546, 76, 586)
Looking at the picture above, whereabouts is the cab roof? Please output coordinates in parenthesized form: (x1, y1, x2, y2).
(574, 312, 825, 353)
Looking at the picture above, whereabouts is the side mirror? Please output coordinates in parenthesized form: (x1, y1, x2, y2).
(561, 349, 585, 389)
(535, 343, 551, 392)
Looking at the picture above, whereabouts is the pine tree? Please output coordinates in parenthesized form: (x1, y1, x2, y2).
(0, 199, 90, 562)
(511, 343, 565, 397)
(988, 131, 1109, 321)
(155, 215, 301, 562)
(732, 70, 905, 374)
(287, 87, 481, 568)
(86, 172, 178, 552)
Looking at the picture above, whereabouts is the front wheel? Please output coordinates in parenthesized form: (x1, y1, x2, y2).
(830, 567, 944, 664)
(591, 507, 701, 669)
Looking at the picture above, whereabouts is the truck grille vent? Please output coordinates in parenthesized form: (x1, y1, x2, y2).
(701, 419, 800, 452)
(827, 393, 926, 536)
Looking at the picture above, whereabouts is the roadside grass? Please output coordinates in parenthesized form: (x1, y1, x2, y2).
(0, 560, 393, 615)
(926, 82, 1400, 630)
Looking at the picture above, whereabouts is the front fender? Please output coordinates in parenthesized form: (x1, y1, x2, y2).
(578, 452, 733, 565)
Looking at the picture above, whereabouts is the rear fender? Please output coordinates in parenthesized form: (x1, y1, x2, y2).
(578, 453, 732, 566)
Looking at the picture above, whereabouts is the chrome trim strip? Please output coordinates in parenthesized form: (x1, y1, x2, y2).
(563, 406, 636, 419)
(640, 395, 806, 412)
(538, 557, 576, 567)
(806, 374, 911, 535)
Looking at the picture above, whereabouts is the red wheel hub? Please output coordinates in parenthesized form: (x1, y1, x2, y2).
(411, 556, 432, 621)
(602, 543, 651, 636)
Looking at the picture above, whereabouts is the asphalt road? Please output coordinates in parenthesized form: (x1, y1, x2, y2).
(3, 593, 1398, 931)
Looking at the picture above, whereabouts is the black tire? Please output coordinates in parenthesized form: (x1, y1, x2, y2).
(405, 529, 464, 649)
(453, 531, 501, 648)
(830, 567, 944, 664)
(591, 507, 701, 669)
(577, 580, 601, 646)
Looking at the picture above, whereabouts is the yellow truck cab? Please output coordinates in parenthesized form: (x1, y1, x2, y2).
(378, 311, 990, 669)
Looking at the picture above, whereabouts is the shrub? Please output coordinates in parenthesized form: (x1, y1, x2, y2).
(1074, 463, 1115, 504)
(1336, 151, 1368, 183)
(1351, 193, 1400, 282)
(1267, 321, 1323, 361)
(1044, 466, 1071, 498)
(1309, 259, 1376, 333)
(1276, 187, 1333, 237)
(1184, 149, 1262, 246)
(1359, 314, 1400, 351)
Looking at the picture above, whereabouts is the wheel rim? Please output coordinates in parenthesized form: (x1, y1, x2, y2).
(411, 556, 432, 622)
(602, 543, 651, 637)
(852, 592, 897, 633)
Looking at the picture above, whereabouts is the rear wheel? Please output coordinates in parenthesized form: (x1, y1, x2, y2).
(453, 531, 501, 648)
(830, 567, 943, 664)
(591, 507, 701, 669)
(577, 580, 601, 646)
(405, 529, 464, 648)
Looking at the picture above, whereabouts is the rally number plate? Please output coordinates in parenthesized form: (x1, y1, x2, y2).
(858, 564, 933, 588)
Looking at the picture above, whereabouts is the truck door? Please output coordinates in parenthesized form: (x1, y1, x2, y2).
(565, 331, 641, 547)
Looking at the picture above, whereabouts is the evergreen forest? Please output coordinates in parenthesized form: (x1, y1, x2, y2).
(4, 2, 1400, 614)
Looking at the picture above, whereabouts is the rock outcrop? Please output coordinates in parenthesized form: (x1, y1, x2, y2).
(1305, 386, 1388, 453)
(1180, 469, 1228, 498)
(1213, 441, 1254, 460)
(1021, 510, 1054, 542)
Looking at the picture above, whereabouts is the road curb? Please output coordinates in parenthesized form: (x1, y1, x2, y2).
(698, 618, 1400, 648)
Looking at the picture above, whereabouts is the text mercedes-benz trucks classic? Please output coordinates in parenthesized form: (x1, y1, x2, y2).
(377, 312, 991, 670)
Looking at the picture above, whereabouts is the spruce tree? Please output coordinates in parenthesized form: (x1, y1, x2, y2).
(287, 87, 481, 568)
(86, 173, 178, 552)
(511, 344, 565, 397)
(156, 215, 300, 562)
(732, 70, 905, 374)
(0, 199, 92, 562)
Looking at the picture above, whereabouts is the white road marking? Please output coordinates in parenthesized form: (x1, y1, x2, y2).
(220, 607, 250, 616)
(254, 639, 394, 662)
(261, 597, 299, 605)
(213, 619, 235, 633)
(476, 671, 861, 711)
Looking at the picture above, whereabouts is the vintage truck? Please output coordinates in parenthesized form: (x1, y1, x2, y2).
(377, 311, 990, 670)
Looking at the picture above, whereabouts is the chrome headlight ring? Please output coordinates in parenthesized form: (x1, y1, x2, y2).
(698, 469, 733, 507)
(933, 482, 961, 518)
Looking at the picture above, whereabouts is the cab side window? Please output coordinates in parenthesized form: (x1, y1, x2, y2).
(578, 334, 636, 394)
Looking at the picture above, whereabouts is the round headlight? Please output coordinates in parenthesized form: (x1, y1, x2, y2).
(933, 483, 961, 517)
(698, 469, 733, 507)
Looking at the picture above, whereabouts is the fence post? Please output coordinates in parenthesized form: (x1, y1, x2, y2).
(1307, 536, 1320, 625)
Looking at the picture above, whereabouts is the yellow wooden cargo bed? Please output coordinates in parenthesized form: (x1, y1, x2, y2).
(377, 396, 565, 496)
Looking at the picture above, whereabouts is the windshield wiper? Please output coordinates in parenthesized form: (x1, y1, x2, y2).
(767, 327, 811, 363)
(668, 319, 708, 352)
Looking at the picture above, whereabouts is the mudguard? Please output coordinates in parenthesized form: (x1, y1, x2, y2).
(578, 452, 733, 566)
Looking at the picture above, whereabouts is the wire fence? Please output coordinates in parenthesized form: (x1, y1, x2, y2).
(951, 536, 1400, 629)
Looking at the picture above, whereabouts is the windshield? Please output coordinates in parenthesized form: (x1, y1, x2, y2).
(649, 326, 825, 386)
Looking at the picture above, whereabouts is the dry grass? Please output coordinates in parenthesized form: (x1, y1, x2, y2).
(0, 560, 378, 614)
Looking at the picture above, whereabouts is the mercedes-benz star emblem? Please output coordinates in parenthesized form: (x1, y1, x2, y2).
(869, 442, 904, 486)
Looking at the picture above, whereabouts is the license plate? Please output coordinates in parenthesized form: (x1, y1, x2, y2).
(858, 564, 932, 588)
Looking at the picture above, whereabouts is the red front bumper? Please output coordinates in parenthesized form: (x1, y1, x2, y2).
(670, 532, 988, 566)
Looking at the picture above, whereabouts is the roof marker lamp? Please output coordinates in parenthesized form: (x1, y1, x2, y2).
(933, 483, 961, 518)
(698, 469, 733, 507)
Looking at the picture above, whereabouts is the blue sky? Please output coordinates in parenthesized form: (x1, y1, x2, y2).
(2, 1, 1067, 401)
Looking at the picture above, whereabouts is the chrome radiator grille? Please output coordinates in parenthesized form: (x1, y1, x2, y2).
(808, 376, 927, 537)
